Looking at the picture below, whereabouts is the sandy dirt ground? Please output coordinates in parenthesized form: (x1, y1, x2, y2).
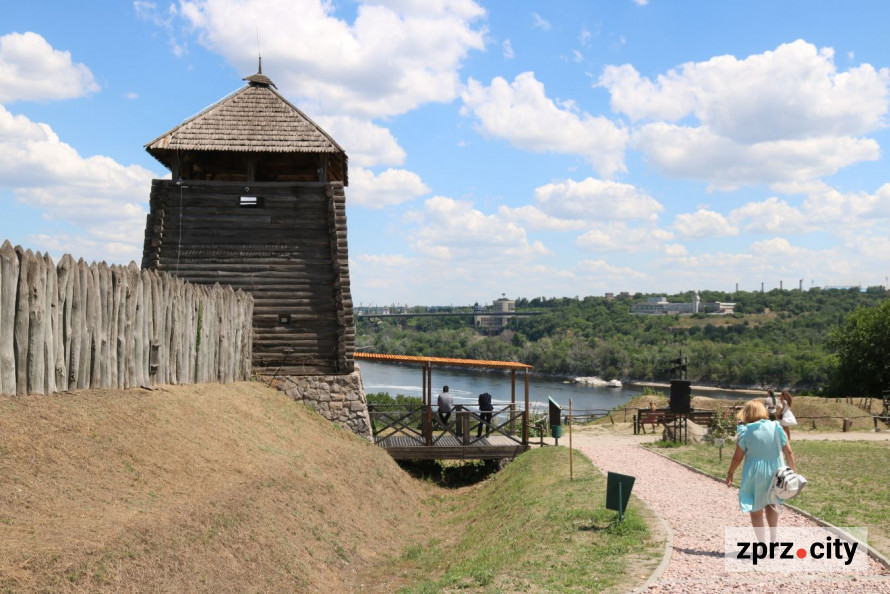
(549, 427, 890, 593)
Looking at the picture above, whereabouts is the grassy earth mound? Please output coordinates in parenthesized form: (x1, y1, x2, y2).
(0, 382, 664, 592)
(0, 382, 436, 592)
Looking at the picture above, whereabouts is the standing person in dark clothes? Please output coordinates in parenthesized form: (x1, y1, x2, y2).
(437, 385, 453, 426)
(477, 392, 494, 437)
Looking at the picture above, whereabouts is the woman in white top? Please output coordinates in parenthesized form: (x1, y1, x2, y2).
(778, 390, 795, 440)
(765, 389, 796, 440)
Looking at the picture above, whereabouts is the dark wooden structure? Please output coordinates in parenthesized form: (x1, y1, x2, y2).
(142, 62, 354, 375)
(356, 352, 533, 460)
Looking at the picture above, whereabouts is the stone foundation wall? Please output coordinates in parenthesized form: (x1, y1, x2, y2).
(272, 370, 371, 439)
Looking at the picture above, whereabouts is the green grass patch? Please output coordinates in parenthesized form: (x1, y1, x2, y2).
(395, 447, 662, 593)
(651, 440, 890, 556)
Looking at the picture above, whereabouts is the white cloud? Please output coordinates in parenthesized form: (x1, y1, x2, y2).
(673, 209, 738, 239)
(575, 222, 674, 253)
(315, 116, 406, 167)
(633, 0, 649, 5)
(409, 196, 550, 260)
(137, 1, 190, 58)
(349, 166, 430, 208)
(632, 122, 879, 189)
(366, 0, 484, 17)
(601, 40, 889, 140)
(531, 13, 552, 30)
(497, 205, 586, 232)
(351, 254, 594, 305)
(729, 197, 809, 234)
(28, 233, 143, 266)
(575, 258, 647, 282)
(800, 182, 890, 225)
(748, 237, 801, 258)
(844, 229, 890, 268)
(461, 72, 628, 177)
(599, 63, 693, 122)
(503, 39, 514, 60)
(652, 230, 890, 291)
(600, 40, 890, 188)
(174, 0, 486, 118)
(663, 243, 688, 258)
(728, 182, 890, 235)
(0, 105, 156, 262)
(350, 195, 561, 303)
(134, 1, 172, 27)
(533, 177, 662, 222)
(351, 253, 419, 294)
(0, 32, 99, 103)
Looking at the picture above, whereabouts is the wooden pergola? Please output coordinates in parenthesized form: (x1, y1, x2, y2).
(355, 352, 533, 460)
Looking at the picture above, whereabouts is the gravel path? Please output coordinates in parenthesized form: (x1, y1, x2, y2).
(570, 432, 890, 593)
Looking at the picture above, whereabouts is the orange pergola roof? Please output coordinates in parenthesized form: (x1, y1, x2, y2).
(354, 352, 533, 370)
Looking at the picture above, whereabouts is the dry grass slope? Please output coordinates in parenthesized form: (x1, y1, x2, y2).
(0, 382, 439, 592)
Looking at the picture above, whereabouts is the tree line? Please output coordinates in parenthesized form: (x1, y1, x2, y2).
(356, 287, 888, 394)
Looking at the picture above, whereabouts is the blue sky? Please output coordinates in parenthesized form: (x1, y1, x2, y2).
(2, 1, 890, 306)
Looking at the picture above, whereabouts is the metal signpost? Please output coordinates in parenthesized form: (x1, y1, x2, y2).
(606, 472, 635, 522)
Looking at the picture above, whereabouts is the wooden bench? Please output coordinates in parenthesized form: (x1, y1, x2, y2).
(633, 409, 715, 436)
(634, 409, 681, 435)
(688, 410, 716, 425)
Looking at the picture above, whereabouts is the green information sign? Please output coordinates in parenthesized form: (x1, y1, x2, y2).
(605, 472, 636, 521)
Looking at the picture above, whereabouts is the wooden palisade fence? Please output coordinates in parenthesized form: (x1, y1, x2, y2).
(0, 240, 253, 396)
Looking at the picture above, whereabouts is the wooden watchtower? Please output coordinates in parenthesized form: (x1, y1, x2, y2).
(141, 62, 354, 375)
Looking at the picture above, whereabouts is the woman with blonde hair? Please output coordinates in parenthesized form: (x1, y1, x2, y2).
(726, 400, 796, 541)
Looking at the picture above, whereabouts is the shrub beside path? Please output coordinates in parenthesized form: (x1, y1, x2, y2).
(569, 429, 890, 593)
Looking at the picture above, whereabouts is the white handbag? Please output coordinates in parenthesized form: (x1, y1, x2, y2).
(769, 422, 806, 501)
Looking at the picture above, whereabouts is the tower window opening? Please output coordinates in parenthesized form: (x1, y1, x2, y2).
(239, 196, 263, 208)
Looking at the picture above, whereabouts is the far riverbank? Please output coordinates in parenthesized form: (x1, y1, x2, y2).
(626, 380, 764, 396)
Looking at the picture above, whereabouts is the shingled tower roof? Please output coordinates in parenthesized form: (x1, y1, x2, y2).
(145, 63, 346, 177)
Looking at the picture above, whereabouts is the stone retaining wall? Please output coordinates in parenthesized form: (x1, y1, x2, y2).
(273, 370, 371, 439)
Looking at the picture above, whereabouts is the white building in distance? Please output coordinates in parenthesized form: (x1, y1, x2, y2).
(475, 297, 516, 329)
(631, 292, 735, 315)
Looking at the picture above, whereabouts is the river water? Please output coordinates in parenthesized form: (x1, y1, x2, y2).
(357, 360, 743, 414)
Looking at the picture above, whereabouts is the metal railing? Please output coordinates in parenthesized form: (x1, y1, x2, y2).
(368, 403, 528, 446)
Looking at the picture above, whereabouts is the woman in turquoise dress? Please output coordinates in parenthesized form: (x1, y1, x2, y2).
(725, 400, 797, 541)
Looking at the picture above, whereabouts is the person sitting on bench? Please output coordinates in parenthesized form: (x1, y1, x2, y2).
(643, 401, 658, 434)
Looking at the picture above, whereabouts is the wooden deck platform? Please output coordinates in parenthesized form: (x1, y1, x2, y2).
(376, 434, 530, 460)
(357, 354, 536, 461)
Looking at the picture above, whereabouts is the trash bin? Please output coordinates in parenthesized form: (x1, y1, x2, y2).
(551, 424, 563, 439)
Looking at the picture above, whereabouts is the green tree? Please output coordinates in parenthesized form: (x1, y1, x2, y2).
(828, 299, 890, 396)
